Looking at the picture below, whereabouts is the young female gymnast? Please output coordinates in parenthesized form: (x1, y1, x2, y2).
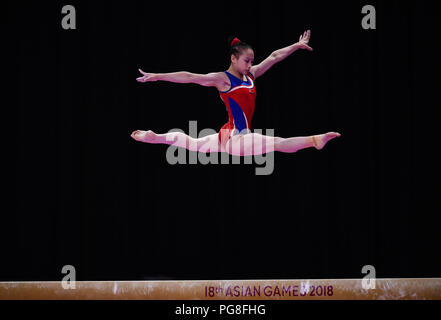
(131, 30, 341, 156)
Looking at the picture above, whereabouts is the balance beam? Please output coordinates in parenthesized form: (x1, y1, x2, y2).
(1, 278, 440, 300)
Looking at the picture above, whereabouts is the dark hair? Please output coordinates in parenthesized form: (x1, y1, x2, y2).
(227, 36, 253, 60)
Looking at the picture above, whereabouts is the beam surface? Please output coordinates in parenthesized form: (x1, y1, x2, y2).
(1, 278, 440, 300)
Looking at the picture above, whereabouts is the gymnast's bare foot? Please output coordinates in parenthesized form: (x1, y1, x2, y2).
(130, 130, 157, 143)
(312, 132, 341, 150)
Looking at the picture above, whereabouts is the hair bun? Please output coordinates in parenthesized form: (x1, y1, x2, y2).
(230, 37, 241, 47)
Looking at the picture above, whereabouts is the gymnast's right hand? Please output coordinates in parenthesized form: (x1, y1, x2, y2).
(136, 69, 158, 82)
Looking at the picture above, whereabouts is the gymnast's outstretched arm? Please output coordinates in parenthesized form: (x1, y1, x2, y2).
(250, 30, 313, 79)
(136, 69, 224, 88)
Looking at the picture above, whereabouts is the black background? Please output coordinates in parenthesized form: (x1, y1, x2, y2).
(3, 0, 441, 281)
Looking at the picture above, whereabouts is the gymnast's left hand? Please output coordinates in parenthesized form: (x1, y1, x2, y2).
(297, 30, 313, 51)
(136, 69, 158, 82)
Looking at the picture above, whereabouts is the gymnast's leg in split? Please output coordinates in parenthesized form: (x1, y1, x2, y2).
(131, 130, 222, 153)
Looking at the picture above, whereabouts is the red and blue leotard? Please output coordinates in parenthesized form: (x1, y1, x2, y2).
(218, 70, 257, 146)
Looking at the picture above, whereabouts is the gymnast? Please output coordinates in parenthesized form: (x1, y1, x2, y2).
(131, 30, 341, 156)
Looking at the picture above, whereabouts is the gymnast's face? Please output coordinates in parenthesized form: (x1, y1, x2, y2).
(232, 48, 254, 75)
